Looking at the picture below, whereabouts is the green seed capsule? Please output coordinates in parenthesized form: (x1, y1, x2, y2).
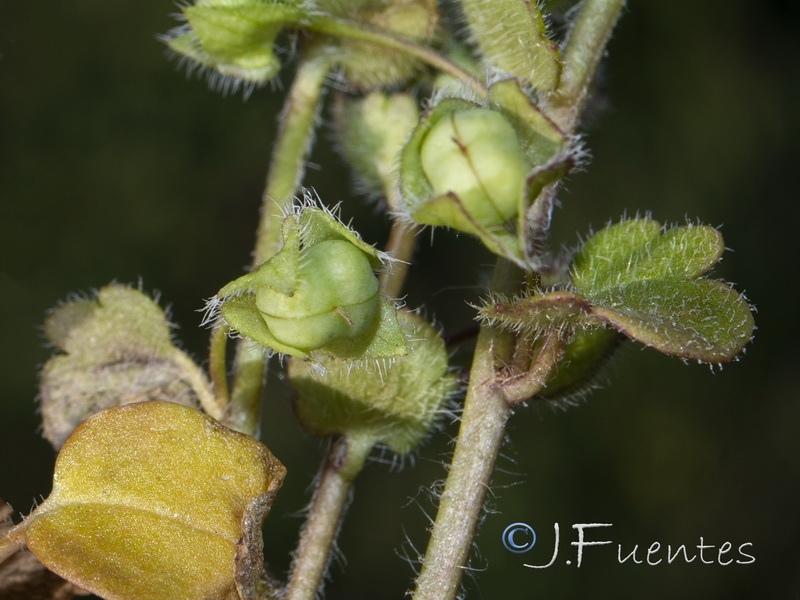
(420, 108, 531, 228)
(255, 240, 380, 351)
(399, 80, 573, 267)
(214, 202, 407, 361)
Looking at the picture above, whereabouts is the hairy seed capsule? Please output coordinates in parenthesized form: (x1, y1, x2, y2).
(255, 239, 380, 352)
(213, 202, 407, 360)
(420, 108, 531, 228)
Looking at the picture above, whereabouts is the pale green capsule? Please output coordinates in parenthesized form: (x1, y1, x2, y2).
(420, 108, 531, 228)
(255, 240, 380, 352)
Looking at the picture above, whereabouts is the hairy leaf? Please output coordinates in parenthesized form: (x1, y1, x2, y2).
(572, 219, 724, 295)
(480, 220, 754, 363)
(288, 312, 455, 454)
(459, 0, 561, 91)
(590, 279, 753, 363)
(572, 219, 752, 362)
(40, 286, 205, 449)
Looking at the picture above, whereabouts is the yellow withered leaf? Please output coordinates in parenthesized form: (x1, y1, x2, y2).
(21, 401, 286, 600)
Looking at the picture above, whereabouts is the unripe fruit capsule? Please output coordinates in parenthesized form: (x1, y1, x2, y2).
(420, 108, 531, 228)
(255, 239, 380, 352)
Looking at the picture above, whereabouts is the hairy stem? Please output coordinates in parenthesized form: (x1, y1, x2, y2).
(227, 344, 266, 437)
(306, 15, 488, 97)
(208, 325, 230, 407)
(284, 435, 373, 600)
(546, 0, 626, 130)
(379, 185, 420, 299)
(413, 3, 626, 591)
(252, 49, 334, 265)
(0, 520, 28, 565)
(171, 349, 225, 422)
(412, 260, 520, 600)
(228, 49, 333, 437)
(379, 220, 419, 298)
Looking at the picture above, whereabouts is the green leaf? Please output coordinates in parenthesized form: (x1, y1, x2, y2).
(479, 219, 755, 363)
(590, 279, 754, 363)
(20, 401, 286, 600)
(167, 1, 307, 86)
(571, 219, 752, 362)
(572, 219, 725, 295)
(40, 285, 208, 449)
(459, 0, 561, 91)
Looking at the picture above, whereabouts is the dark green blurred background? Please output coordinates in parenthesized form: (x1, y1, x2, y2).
(2, 1, 798, 598)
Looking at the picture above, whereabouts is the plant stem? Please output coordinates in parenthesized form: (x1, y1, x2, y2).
(413, 4, 626, 592)
(284, 434, 373, 600)
(412, 260, 519, 600)
(228, 49, 333, 437)
(171, 349, 225, 422)
(227, 344, 266, 437)
(502, 330, 566, 406)
(306, 15, 488, 97)
(546, 0, 626, 130)
(379, 220, 419, 299)
(252, 48, 335, 266)
(0, 520, 28, 565)
(379, 184, 420, 298)
(208, 324, 230, 407)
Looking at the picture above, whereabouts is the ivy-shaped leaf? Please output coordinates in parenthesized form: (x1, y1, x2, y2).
(479, 219, 755, 364)
(571, 219, 725, 295)
(2, 402, 286, 600)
